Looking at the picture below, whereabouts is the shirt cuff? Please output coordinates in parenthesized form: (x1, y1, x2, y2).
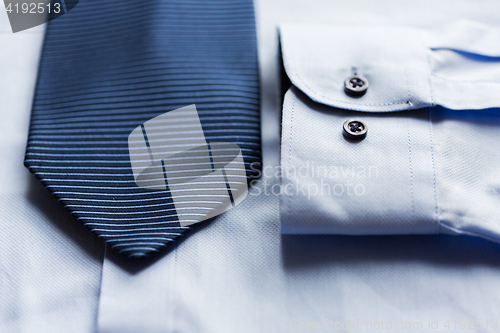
(279, 21, 500, 240)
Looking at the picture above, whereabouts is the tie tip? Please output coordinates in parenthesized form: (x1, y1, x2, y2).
(128, 252, 149, 258)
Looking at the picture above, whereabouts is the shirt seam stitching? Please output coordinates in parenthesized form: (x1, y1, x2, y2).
(285, 93, 297, 214)
(405, 67, 415, 216)
(288, 48, 409, 107)
(427, 107, 440, 234)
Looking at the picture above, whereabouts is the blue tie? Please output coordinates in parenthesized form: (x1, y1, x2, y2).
(24, 0, 261, 257)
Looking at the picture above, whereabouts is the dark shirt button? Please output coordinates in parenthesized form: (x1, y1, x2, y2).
(343, 119, 367, 139)
(344, 75, 369, 96)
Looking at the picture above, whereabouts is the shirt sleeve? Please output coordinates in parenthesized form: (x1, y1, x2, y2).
(279, 20, 500, 242)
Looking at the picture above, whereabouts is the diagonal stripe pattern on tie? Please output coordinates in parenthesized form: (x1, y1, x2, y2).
(24, 0, 261, 257)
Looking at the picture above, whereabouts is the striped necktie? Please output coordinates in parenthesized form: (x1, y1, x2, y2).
(24, 0, 261, 257)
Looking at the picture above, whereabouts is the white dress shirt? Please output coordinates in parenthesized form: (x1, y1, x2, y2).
(2, 1, 500, 332)
(280, 21, 500, 240)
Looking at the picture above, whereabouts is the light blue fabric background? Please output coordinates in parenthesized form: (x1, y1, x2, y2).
(0, 17, 104, 333)
(2, 1, 500, 332)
